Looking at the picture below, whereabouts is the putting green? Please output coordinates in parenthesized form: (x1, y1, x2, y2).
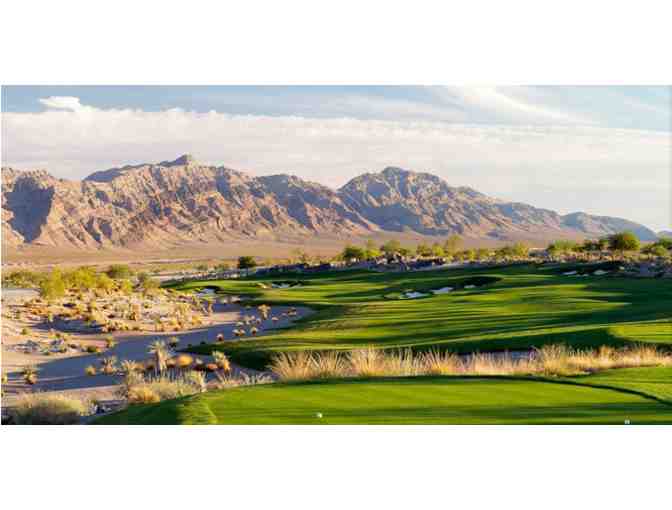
(174, 265, 672, 370)
(96, 376, 672, 425)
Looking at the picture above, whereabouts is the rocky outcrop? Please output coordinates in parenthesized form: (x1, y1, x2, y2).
(338, 167, 658, 241)
(1, 156, 658, 250)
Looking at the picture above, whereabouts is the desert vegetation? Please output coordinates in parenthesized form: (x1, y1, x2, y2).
(9, 393, 95, 425)
(269, 344, 672, 381)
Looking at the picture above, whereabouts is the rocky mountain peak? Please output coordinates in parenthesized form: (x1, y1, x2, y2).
(1, 160, 659, 250)
(161, 154, 197, 167)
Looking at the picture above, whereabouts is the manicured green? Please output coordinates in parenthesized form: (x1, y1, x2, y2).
(95, 375, 672, 425)
(575, 366, 672, 404)
(174, 264, 672, 370)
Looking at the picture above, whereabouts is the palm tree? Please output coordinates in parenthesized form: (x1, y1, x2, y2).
(148, 340, 171, 374)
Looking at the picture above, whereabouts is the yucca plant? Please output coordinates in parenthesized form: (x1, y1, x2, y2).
(99, 356, 118, 375)
(22, 365, 39, 385)
(212, 351, 231, 373)
(148, 340, 171, 374)
(105, 335, 117, 349)
(119, 360, 141, 375)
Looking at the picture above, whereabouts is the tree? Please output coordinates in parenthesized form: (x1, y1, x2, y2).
(106, 264, 133, 280)
(380, 239, 401, 255)
(65, 266, 97, 291)
(655, 237, 672, 250)
(196, 263, 210, 272)
(547, 240, 579, 256)
(341, 245, 366, 262)
(364, 240, 381, 260)
(39, 269, 66, 300)
(497, 242, 529, 259)
(443, 235, 462, 255)
(238, 256, 257, 270)
(608, 231, 640, 253)
(431, 242, 445, 257)
(645, 245, 669, 258)
(215, 262, 231, 273)
(415, 243, 432, 257)
(291, 248, 311, 264)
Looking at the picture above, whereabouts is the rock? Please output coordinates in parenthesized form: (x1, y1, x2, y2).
(1, 159, 657, 250)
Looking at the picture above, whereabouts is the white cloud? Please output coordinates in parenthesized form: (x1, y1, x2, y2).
(38, 96, 88, 111)
(2, 98, 670, 230)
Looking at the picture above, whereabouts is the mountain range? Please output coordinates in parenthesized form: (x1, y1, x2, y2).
(1, 154, 659, 251)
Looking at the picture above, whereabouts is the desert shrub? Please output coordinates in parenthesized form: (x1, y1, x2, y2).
(11, 393, 93, 424)
(212, 351, 231, 372)
(124, 373, 203, 403)
(106, 264, 133, 280)
(127, 386, 161, 404)
(39, 269, 66, 300)
(22, 365, 39, 385)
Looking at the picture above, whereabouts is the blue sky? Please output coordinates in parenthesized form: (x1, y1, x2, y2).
(1, 86, 670, 230)
(3, 85, 670, 131)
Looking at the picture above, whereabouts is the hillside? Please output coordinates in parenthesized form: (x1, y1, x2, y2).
(1, 155, 658, 250)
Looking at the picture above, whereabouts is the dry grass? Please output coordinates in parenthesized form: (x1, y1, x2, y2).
(10, 393, 94, 424)
(419, 350, 461, 375)
(127, 386, 161, 404)
(121, 369, 206, 403)
(269, 344, 672, 381)
(269, 351, 317, 381)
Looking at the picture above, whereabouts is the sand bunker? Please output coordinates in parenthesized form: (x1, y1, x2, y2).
(431, 287, 453, 294)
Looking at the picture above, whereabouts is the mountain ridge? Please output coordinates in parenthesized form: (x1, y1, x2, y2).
(1, 155, 658, 250)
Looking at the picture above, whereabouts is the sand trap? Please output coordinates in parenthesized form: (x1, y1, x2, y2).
(402, 291, 429, 299)
(563, 271, 578, 276)
(431, 287, 453, 294)
(464, 285, 476, 289)
(593, 270, 609, 276)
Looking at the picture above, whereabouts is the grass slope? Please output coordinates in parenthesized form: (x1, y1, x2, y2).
(176, 265, 672, 370)
(96, 375, 672, 425)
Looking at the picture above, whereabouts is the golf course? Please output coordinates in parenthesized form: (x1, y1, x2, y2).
(180, 264, 672, 369)
(96, 263, 672, 425)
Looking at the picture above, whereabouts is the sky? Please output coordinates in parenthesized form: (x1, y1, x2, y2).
(1, 85, 670, 231)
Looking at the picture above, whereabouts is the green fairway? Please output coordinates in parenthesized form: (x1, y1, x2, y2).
(175, 264, 672, 370)
(576, 366, 672, 403)
(96, 375, 672, 425)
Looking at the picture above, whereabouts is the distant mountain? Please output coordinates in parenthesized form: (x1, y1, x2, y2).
(1, 156, 658, 250)
(338, 167, 658, 241)
(659, 231, 672, 239)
